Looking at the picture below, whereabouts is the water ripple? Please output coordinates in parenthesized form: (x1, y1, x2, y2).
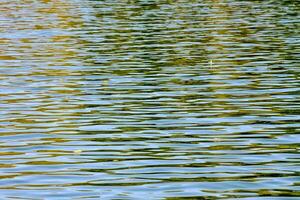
(0, 0, 299, 199)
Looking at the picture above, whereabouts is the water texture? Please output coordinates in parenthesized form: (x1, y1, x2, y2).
(0, 0, 299, 199)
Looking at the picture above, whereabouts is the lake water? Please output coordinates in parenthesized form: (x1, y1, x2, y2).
(0, 0, 299, 199)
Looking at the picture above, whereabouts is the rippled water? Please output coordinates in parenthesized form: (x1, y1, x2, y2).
(0, 0, 299, 199)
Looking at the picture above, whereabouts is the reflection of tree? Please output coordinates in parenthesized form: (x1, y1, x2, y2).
(76, 0, 298, 123)
(1, 0, 294, 134)
(1, 0, 86, 65)
(0, 0, 88, 135)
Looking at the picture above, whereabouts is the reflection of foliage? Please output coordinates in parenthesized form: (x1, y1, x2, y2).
(0, 1, 299, 197)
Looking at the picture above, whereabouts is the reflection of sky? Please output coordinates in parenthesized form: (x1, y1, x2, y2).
(0, 29, 69, 39)
(0, 1, 299, 199)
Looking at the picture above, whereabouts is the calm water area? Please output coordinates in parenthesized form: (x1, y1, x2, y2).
(0, 0, 299, 199)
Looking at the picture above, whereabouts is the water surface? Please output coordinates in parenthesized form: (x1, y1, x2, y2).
(0, 0, 299, 199)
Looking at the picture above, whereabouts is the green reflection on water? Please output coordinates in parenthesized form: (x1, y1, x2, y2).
(0, 0, 299, 199)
